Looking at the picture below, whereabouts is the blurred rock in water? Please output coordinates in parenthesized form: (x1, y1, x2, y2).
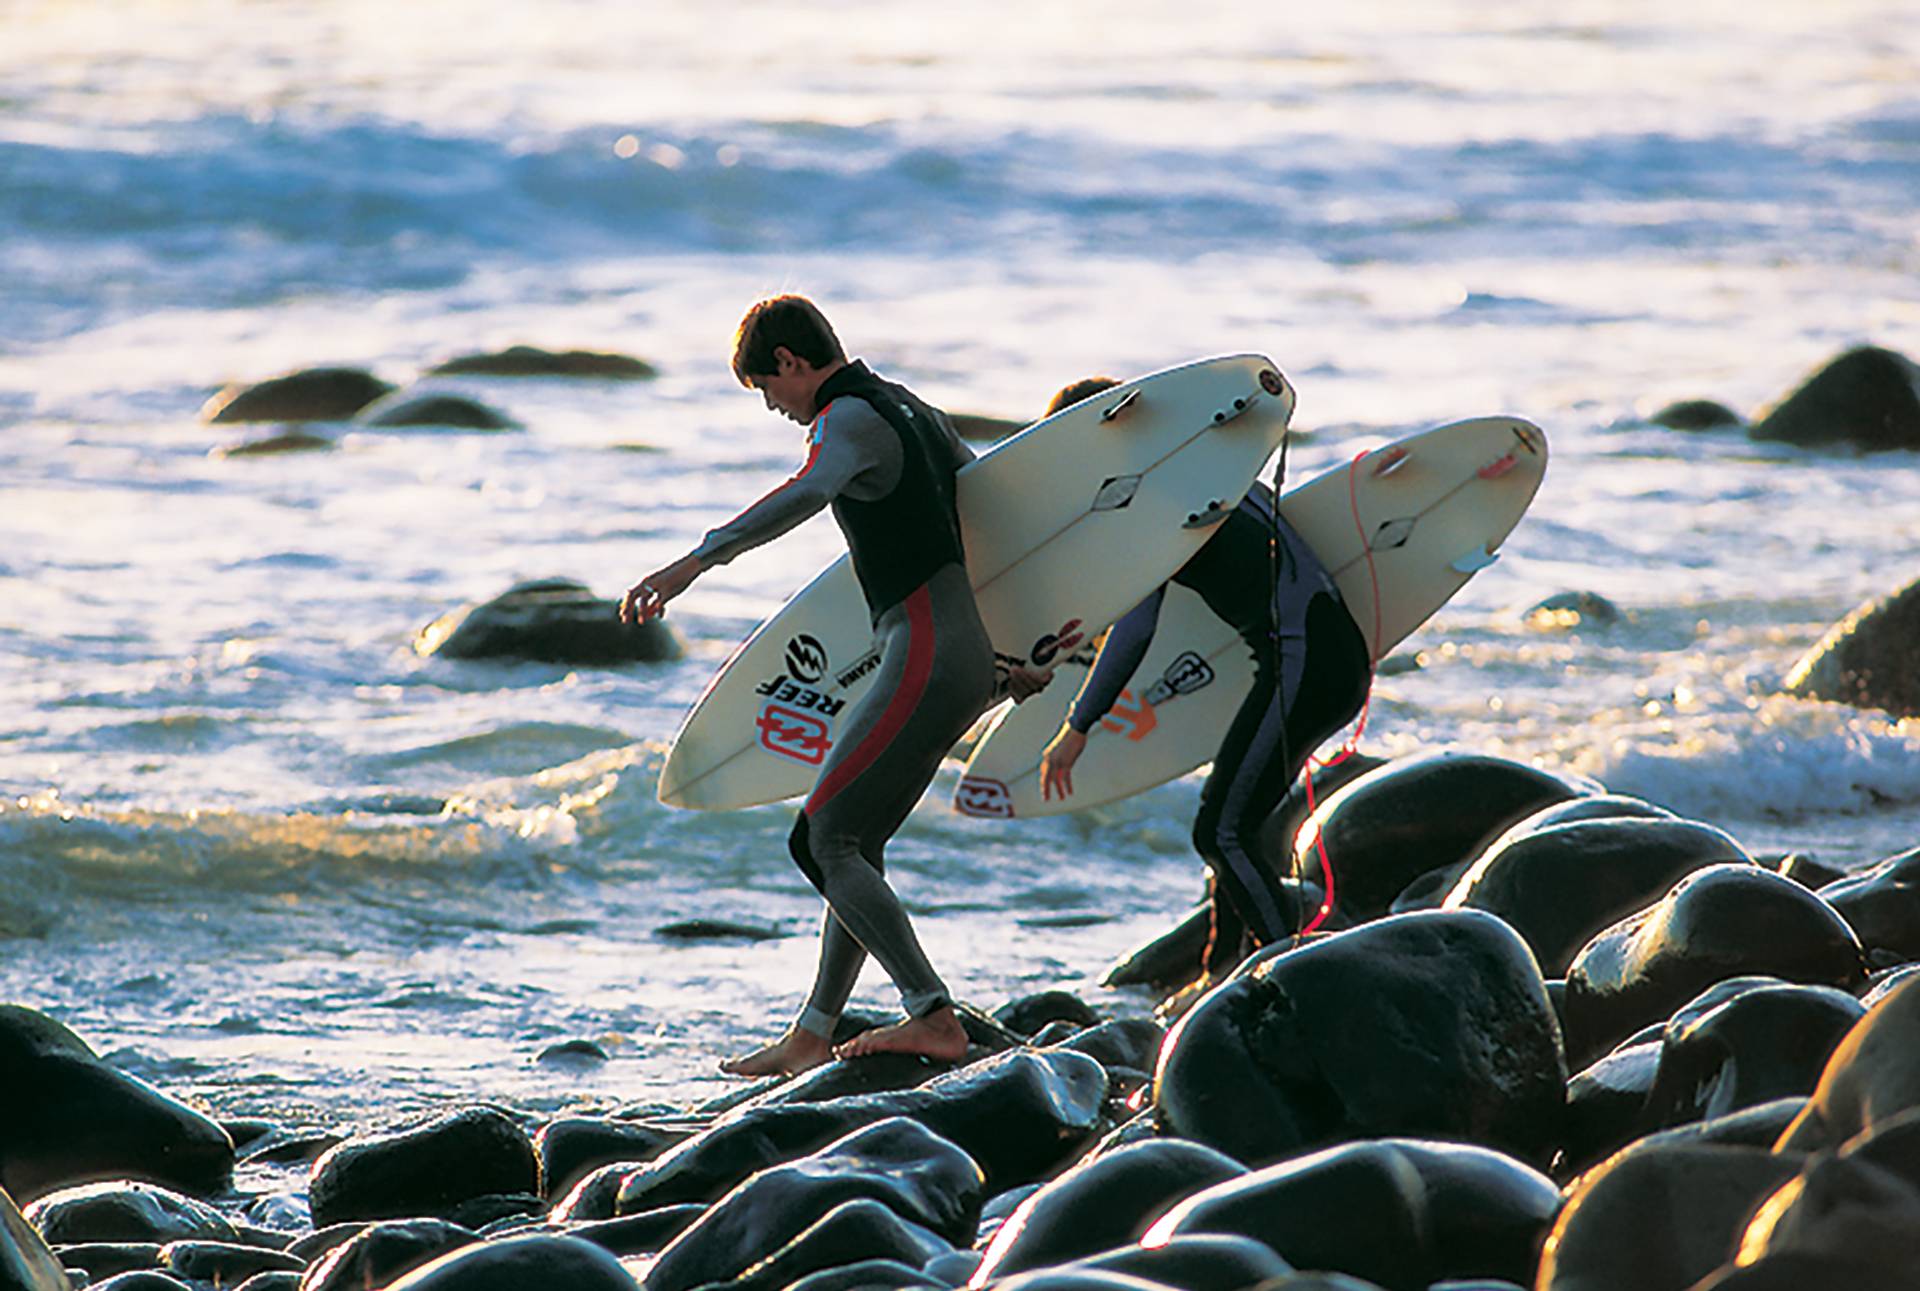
(426, 346, 657, 379)
(415, 577, 682, 665)
(200, 368, 394, 424)
(1749, 346, 1920, 451)
(1782, 575, 1920, 719)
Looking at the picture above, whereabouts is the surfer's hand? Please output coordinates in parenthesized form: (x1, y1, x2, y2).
(1007, 666, 1052, 703)
(623, 555, 701, 624)
(1041, 727, 1087, 801)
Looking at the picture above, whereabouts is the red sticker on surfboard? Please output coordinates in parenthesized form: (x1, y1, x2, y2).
(757, 704, 831, 765)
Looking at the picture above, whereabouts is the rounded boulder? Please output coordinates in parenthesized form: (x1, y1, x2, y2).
(307, 1106, 539, 1229)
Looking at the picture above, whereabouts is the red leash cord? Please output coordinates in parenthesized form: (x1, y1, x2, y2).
(1295, 450, 1385, 935)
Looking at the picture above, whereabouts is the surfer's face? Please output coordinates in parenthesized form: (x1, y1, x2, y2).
(750, 348, 816, 424)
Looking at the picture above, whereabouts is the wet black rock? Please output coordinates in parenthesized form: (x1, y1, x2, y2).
(702, 1197, 951, 1291)
(1782, 576, 1920, 720)
(235, 1126, 343, 1167)
(1562, 864, 1869, 1065)
(24, 1182, 237, 1246)
(729, 1054, 953, 1113)
(992, 991, 1100, 1038)
(1145, 1138, 1559, 1291)
(51, 1242, 161, 1281)
(306, 1106, 540, 1229)
(560, 1204, 707, 1257)
(615, 1048, 1106, 1213)
(1689, 1251, 1916, 1291)
(1649, 400, 1742, 431)
(1032, 1232, 1294, 1291)
(157, 1240, 301, 1285)
(1639, 978, 1864, 1131)
(426, 346, 658, 380)
(1736, 1106, 1920, 1281)
(1748, 345, 1920, 451)
(1255, 754, 1392, 876)
(782, 1258, 944, 1291)
(1777, 974, 1920, 1152)
(233, 1274, 301, 1291)
(90, 1273, 193, 1290)
(1537, 1140, 1804, 1291)
(0, 1185, 72, 1291)
(1819, 845, 1920, 961)
(1398, 794, 1675, 915)
(1635, 1097, 1807, 1154)
(639, 1117, 982, 1291)
(380, 1233, 635, 1289)
(200, 368, 395, 423)
(414, 577, 683, 665)
(1445, 816, 1751, 975)
(533, 1117, 685, 1201)
(653, 919, 783, 942)
(0, 1008, 234, 1203)
(973, 1138, 1246, 1281)
(1560, 1041, 1662, 1174)
(1048, 1018, 1164, 1075)
(1774, 852, 1846, 890)
(1291, 751, 1598, 923)
(1154, 910, 1566, 1169)
(299, 1218, 479, 1291)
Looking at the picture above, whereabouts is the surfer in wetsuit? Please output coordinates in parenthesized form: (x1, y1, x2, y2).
(624, 295, 1044, 1076)
(1036, 377, 1374, 961)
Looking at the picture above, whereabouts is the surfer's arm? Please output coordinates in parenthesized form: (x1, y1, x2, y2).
(691, 405, 898, 567)
(1066, 586, 1166, 733)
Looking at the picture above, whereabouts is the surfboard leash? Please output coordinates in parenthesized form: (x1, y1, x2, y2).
(1293, 450, 1386, 936)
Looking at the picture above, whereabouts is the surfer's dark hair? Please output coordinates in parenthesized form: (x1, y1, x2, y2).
(1044, 375, 1121, 416)
(732, 295, 846, 384)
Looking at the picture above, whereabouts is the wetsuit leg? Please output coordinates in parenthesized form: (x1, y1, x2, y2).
(787, 562, 993, 1034)
(1193, 592, 1372, 944)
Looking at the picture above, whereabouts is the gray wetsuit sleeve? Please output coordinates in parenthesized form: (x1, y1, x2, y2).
(1068, 585, 1166, 733)
(692, 400, 902, 567)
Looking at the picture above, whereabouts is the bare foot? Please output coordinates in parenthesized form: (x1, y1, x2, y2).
(833, 1006, 969, 1063)
(718, 1027, 832, 1077)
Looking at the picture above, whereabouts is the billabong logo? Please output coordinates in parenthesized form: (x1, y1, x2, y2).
(784, 634, 828, 684)
(955, 776, 1014, 818)
(756, 704, 831, 765)
(1030, 619, 1085, 668)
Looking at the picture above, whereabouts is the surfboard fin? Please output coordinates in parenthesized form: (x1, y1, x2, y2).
(1450, 547, 1499, 574)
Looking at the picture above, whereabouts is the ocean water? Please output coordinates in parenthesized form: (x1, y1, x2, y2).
(2, 0, 1917, 1129)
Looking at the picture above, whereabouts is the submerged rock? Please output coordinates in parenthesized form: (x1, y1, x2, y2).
(415, 577, 682, 665)
(307, 1106, 540, 1229)
(200, 367, 394, 423)
(356, 391, 517, 430)
(426, 346, 657, 380)
(213, 430, 335, 457)
(1649, 400, 1742, 431)
(1748, 345, 1920, 451)
(1782, 576, 1920, 719)
(1153, 910, 1566, 1170)
(1525, 591, 1622, 630)
(1562, 865, 1868, 1065)
(0, 1007, 234, 1202)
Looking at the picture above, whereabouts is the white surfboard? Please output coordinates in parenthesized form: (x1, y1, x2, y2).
(952, 416, 1548, 819)
(659, 354, 1296, 811)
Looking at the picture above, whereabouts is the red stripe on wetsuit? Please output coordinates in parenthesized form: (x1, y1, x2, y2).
(804, 581, 934, 816)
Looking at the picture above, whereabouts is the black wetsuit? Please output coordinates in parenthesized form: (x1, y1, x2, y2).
(694, 360, 993, 1033)
(1067, 484, 1373, 944)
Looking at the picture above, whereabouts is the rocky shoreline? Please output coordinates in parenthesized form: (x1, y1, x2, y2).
(5, 745, 1919, 1290)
